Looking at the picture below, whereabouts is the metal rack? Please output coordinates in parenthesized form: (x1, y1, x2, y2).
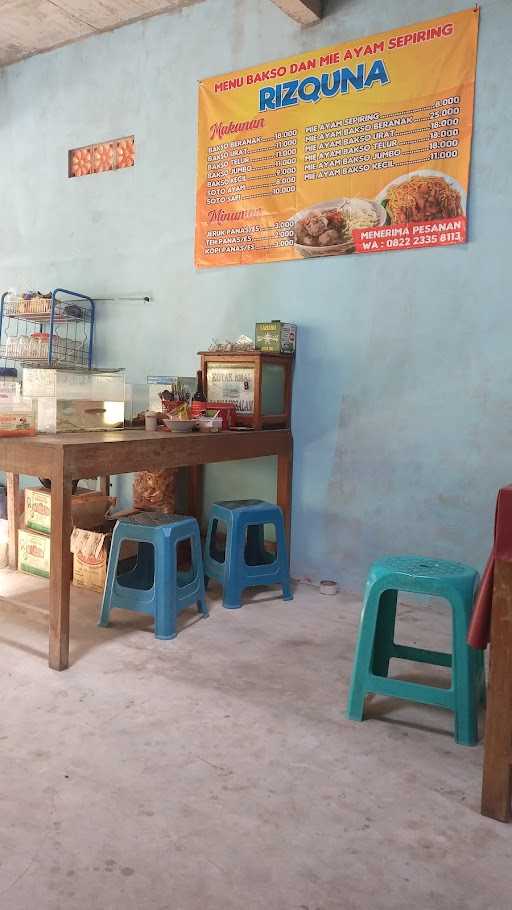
(0, 288, 95, 369)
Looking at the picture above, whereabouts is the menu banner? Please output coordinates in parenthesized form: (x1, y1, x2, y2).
(195, 8, 479, 268)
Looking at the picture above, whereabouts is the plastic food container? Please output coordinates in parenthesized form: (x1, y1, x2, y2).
(0, 398, 37, 436)
(29, 333, 58, 360)
(6, 335, 30, 359)
(203, 402, 237, 430)
(197, 416, 223, 433)
(145, 411, 158, 431)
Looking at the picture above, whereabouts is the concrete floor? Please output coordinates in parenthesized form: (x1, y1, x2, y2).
(0, 569, 510, 910)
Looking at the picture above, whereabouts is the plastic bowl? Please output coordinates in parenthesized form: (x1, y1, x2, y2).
(163, 418, 197, 433)
(197, 416, 223, 433)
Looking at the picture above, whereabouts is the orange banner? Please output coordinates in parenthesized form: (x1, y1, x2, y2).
(195, 8, 479, 268)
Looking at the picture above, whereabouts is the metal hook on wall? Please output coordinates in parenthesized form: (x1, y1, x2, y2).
(93, 295, 151, 302)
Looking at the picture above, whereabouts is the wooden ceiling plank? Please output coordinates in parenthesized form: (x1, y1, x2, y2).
(270, 0, 322, 25)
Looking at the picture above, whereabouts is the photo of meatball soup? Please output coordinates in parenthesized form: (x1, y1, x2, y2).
(295, 208, 348, 250)
(294, 198, 384, 257)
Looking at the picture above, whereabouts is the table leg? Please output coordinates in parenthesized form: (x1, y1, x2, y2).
(188, 465, 204, 526)
(49, 470, 73, 671)
(6, 472, 20, 569)
(277, 449, 293, 554)
(481, 559, 512, 821)
(99, 475, 111, 496)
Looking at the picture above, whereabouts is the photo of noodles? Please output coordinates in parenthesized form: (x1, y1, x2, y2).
(294, 198, 386, 257)
(381, 174, 463, 224)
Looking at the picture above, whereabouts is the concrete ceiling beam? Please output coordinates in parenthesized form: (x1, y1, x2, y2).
(269, 0, 323, 26)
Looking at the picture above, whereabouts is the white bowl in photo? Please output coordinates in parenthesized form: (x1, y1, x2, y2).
(294, 197, 386, 258)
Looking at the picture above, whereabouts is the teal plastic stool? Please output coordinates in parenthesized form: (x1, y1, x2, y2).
(98, 512, 208, 639)
(346, 556, 485, 746)
(203, 499, 292, 609)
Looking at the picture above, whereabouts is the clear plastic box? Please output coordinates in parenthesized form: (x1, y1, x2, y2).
(36, 399, 125, 433)
(23, 367, 125, 401)
(124, 384, 149, 426)
(147, 375, 195, 411)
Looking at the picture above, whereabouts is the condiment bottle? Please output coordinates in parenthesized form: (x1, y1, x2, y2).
(191, 370, 207, 417)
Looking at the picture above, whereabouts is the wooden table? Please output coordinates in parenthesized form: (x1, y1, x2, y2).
(1, 428, 293, 671)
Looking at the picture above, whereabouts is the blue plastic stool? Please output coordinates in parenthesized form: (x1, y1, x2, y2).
(346, 556, 485, 746)
(203, 499, 293, 609)
(98, 512, 208, 639)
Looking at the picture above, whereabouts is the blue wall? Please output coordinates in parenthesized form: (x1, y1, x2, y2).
(0, 0, 508, 590)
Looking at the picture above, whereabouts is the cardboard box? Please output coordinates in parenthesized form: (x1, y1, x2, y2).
(18, 528, 51, 578)
(255, 321, 296, 354)
(24, 487, 116, 534)
(18, 519, 136, 588)
(19, 489, 117, 581)
(71, 527, 138, 594)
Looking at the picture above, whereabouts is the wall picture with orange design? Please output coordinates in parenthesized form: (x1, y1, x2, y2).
(69, 135, 135, 178)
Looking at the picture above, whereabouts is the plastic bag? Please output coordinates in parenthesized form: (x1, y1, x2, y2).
(133, 469, 176, 514)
